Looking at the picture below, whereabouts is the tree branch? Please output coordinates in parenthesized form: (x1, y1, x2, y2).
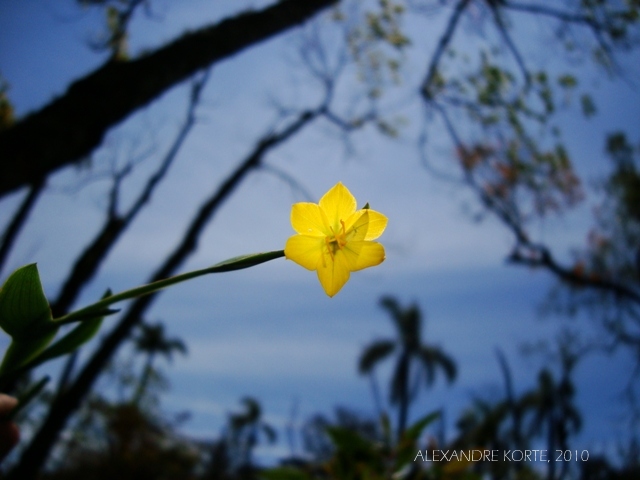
(420, 0, 472, 99)
(50, 70, 210, 318)
(0, 0, 338, 197)
(507, 245, 640, 306)
(0, 179, 45, 276)
(502, 0, 623, 66)
(488, 4, 531, 88)
(502, 1, 603, 29)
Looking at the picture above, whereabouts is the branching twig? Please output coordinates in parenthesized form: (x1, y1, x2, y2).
(502, 0, 621, 67)
(507, 246, 640, 306)
(50, 70, 211, 319)
(488, 4, 531, 88)
(420, 0, 472, 99)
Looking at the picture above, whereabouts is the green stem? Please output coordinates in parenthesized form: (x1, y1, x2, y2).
(53, 250, 285, 325)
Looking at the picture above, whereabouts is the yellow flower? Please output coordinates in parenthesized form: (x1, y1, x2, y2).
(285, 182, 388, 297)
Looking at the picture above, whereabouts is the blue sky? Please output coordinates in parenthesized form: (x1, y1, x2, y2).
(1, 0, 639, 466)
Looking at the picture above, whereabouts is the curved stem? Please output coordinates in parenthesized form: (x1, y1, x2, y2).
(54, 250, 285, 325)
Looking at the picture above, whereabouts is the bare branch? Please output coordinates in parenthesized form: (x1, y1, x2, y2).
(502, 0, 629, 69)
(503, 1, 605, 29)
(51, 70, 211, 318)
(420, 0, 472, 99)
(0, 179, 45, 276)
(488, 4, 531, 88)
(507, 246, 640, 306)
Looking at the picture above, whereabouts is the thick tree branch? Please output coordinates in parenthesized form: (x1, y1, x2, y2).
(0, 0, 337, 197)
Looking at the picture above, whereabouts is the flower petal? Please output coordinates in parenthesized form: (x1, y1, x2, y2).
(319, 182, 357, 231)
(361, 210, 388, 240)
(285, 235, 324, 271)
(342, 240, 385, 271)
(345, 209, 388, 241)
(316, 250, 351, 297)
(291, 202, 329, 236)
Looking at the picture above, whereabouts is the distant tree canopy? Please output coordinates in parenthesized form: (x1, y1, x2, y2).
(1, 1, 639, 479)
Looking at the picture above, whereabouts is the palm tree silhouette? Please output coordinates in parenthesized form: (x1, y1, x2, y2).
(130, 321, 187, 406)
(227, 397, 277, 475)
(525, 362, 581, 480)
(358, 296, 457, 439)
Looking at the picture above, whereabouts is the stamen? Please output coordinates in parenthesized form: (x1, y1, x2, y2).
(325, 220, 348, 261)
(338, 220, 347, 248)
(325, 236, 334, 261)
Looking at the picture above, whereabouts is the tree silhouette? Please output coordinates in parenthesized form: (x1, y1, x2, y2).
(523, 348, 582, 480)
(225, 397, 277, 477)
(130, 321, 187, 406)
(358, 296, 456, 439)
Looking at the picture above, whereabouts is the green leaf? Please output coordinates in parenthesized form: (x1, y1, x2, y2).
(26, 289, 111, 370)
(395, 411, 441, 467)
(32, 317, 103, 368)
(0, 324, 58, 375)
(0, 264, 53, 340)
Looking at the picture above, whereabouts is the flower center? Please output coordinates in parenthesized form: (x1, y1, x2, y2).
(325, 220, 348, 260)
